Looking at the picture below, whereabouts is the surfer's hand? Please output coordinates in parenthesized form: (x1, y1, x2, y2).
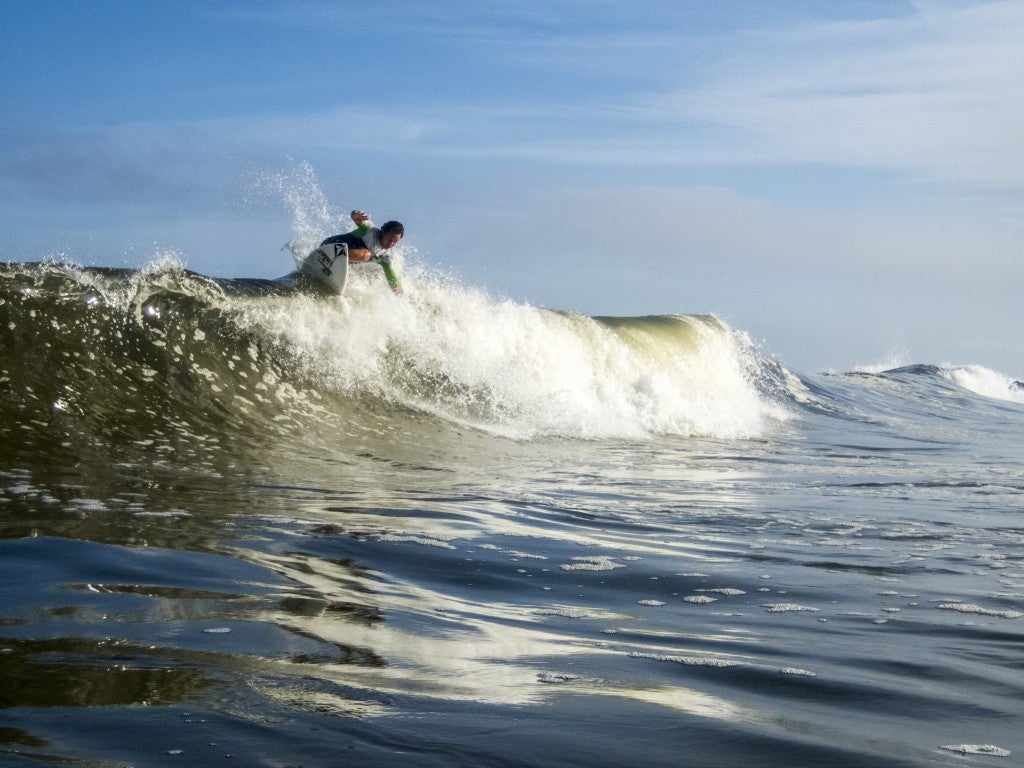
(351, 210, 369, 225)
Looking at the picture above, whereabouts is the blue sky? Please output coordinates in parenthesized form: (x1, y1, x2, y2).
(2, 0, 1022, 374)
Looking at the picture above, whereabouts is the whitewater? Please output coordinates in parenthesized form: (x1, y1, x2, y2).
(1, 202, 1023, 766)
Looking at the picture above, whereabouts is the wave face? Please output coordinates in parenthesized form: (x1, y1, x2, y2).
(0, 260, 794, 457)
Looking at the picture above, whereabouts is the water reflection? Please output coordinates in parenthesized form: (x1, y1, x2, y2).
(0, 638, 217, 708)
(1, 404, 774, 737)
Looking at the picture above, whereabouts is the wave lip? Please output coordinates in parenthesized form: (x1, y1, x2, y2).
(0, 260, 796, 443)
(941, 364, 1024, 404)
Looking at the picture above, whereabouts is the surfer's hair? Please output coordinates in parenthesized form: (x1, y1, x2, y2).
(381, 221, 404, 236)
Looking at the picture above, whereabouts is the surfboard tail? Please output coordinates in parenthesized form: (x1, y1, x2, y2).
(297, 242, 349, 295)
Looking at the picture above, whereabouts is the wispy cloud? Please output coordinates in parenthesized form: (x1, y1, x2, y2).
(244, 0, 1022, 191)
(10, 1, 1020, 193)
(644, 0, 1024, 187)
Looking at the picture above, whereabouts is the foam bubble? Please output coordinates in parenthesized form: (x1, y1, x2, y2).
(560, 556, 624, 572)
(533, 607, 589, 618)
(375, 533, 457, 550)
(937, 603, 1022, 619)
(940, 744, 1011, 757)
(763, 603, 821, 613)
(684, 595, 717, 604)
(630, 652, 740, 668)
(537, 672, 580, 684)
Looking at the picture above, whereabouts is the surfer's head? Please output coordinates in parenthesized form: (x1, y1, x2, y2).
(380, 220, 404, 249)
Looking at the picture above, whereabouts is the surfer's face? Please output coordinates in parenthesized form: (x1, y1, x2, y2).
(380, 231, 403, 249)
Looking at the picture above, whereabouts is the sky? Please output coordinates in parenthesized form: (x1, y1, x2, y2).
(2, 0, 1022, 374)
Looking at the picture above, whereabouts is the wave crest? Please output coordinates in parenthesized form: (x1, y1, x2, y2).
(0, 260, 795, 445)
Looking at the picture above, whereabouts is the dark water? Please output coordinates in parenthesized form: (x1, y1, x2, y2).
(2, 262, 1022, 766)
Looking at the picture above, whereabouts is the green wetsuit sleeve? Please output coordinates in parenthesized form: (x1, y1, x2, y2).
(349, 211, 370, 238)
(380, 260, 401, 291)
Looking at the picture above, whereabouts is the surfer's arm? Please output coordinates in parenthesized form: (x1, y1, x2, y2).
(380, 261, 403, 295)
(350, 210, 372, 238)
(347, 247, 373, 262)
(324, 232, 372, 262)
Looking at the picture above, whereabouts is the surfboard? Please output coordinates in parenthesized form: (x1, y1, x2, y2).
(296, 242, 348, 295)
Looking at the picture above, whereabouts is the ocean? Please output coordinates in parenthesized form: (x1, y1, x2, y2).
(1, 258, 1022, 767)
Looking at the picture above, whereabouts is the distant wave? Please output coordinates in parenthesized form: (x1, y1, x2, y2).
(0, 260, 798, 445)
(941, 364, 1024, 404)
(858, 361, 1024, 405)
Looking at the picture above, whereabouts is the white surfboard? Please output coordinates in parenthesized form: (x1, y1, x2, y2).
(296, 242, 348, 295)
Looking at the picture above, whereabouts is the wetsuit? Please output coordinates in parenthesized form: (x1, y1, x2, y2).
(321, 216, 401, 292)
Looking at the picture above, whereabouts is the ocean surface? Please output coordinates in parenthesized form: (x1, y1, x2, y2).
(1, 258, 1022, 767)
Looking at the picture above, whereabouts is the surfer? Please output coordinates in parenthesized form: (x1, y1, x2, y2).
(321, 210, 404, 295)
